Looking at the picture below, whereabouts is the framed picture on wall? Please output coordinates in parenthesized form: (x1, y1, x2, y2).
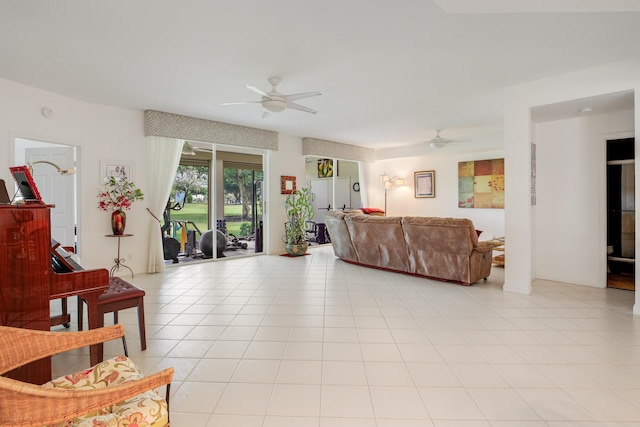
(317, 159, 334, 178)
(100, 160, 134, 184)
(281, 175, 296, 194)
(414, 170, 435, 198)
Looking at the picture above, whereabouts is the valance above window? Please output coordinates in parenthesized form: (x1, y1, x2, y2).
(144, 110, 278, 150)
(302, 137, 375, 163)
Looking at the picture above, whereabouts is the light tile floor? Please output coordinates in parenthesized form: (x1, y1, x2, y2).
(52, 245, 640, 427)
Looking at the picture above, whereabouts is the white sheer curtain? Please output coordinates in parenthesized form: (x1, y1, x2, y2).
(145, 136, 184, 273)
(358, 161, 369, 208)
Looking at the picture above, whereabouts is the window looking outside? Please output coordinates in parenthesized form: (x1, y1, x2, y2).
(222, 167, 263, 241)
(165, 146, 264, 264)
(164, 165, 209, 259)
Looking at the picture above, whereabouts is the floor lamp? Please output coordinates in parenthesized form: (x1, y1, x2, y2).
(381, 173, 404, 215)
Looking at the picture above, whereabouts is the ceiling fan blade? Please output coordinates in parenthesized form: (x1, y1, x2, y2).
(220, 101, 262, 106)
(286, 101, 318, 114)
(182, 142, 196, 155)
(246, 85, 270, 98)
(285, 91, 322, 102)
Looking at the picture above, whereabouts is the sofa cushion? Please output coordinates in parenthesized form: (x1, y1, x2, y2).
(401, 217, 478, 283)
(344, 214, 410, 272)
(44, 355, 170, 427)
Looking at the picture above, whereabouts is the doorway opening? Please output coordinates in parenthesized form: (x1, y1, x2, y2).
(607, 137, 635, 291)
(305, 157, 362, 245)
(14, 138, 78, 252)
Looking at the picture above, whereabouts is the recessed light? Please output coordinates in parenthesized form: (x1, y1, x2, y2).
(579, 107, 593, 113)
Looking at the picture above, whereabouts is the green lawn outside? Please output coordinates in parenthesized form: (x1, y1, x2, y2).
(168, 203, 257, 239)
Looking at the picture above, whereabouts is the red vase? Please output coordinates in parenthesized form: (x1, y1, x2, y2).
(111, 210, 126, 235)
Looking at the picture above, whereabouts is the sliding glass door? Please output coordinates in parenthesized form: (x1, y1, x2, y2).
(165, 143, 264, 265)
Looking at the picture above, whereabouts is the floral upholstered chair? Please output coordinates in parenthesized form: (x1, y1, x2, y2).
(0, 324, 174, 427)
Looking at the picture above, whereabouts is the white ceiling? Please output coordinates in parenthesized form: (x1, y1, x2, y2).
(0, 0, 638, 150)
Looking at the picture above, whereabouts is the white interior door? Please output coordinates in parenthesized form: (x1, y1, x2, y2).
(26, 147, 76, 248)
(311, 177, 352, 224)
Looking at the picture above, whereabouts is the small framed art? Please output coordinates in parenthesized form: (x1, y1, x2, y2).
(317, 159, 334, 178)
(281, 176, 296, 194)
(100, 160, 134, 183)
(414, 170, 435, 198)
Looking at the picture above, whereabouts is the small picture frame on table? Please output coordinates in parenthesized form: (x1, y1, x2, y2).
(9, 165, 43, 204)
(414, 170, 435, 198)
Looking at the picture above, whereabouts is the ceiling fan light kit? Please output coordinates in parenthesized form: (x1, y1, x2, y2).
(263, 98, 286, 113)
(222, 76, 321, 118)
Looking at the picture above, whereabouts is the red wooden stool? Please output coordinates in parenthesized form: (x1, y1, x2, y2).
(78, 277, 146, 351)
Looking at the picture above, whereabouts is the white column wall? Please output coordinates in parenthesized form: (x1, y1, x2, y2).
(264, 134, 306, 254)
(503, 101, 533, 294)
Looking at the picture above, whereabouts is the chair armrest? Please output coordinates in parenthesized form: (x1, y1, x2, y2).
(0, 324, 124, 375)
(475, 241, 495, 254)
(0, 367, 174, 427)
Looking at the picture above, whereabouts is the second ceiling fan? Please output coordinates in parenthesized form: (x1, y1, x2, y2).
(428, 129, 471, 149)
(222, 76, 321, 118)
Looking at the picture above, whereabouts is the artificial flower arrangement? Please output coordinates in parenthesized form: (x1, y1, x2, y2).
(97, 175, 144, 211)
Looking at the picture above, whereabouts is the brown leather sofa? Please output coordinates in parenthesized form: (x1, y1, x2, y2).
(325, 211, 493, 285)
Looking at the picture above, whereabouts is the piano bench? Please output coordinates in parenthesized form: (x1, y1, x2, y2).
(77, 277, 146, 351)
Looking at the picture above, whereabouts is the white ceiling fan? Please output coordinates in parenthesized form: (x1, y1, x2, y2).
(428, 129, 471, 149)
(221, 76, 321, 118)
(182, 141, 212, 156)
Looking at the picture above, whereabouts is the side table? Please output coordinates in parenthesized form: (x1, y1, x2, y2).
(487, 236, 505, 267)
(105, 233, 134, 277)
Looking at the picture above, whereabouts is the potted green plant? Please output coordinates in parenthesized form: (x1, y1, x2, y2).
(282, 187, 315, 256)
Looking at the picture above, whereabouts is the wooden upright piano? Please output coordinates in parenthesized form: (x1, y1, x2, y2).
(0, 204, 109, 384)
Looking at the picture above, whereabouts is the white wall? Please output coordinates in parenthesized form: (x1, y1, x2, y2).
(0, 77, 148, 274)
(504, 56, 640, 313)
(534, 110, 634, 287)
(368, 138, 506, 240)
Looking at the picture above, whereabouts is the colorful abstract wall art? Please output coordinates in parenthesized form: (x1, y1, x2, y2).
(317, 159, 334, 178)
(458, 158, 505, 209)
